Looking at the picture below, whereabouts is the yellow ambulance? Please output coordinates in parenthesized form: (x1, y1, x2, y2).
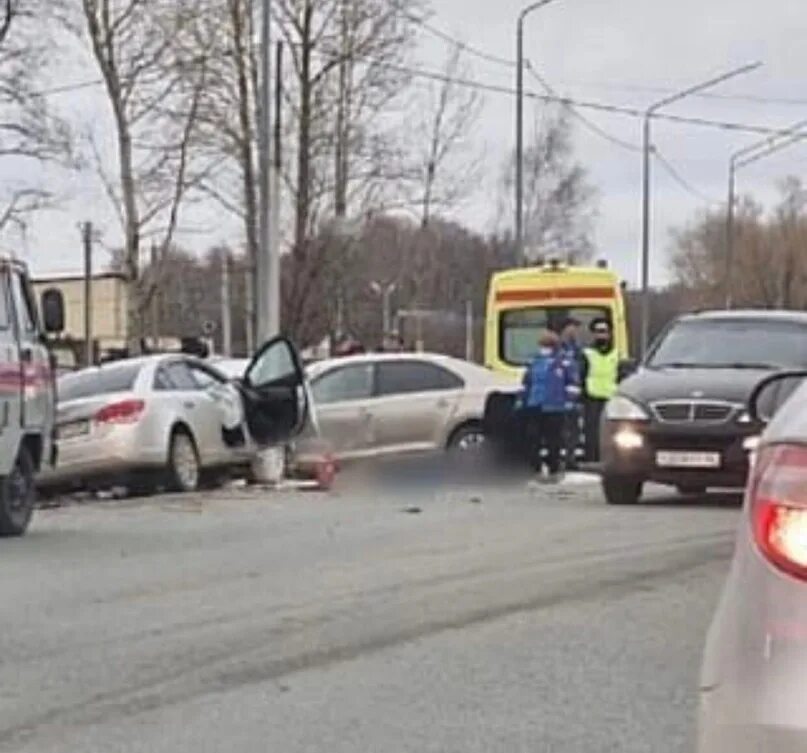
(484, 260, 629, 380)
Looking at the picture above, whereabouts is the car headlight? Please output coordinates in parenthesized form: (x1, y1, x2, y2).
(605, 395, 650, 421)
(737, 410, 752, 424)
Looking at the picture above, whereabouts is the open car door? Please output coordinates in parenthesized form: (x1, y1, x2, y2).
(242, 336, 308, 447)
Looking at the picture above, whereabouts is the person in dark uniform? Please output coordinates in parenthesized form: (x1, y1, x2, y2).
(581, 318, 619, 462)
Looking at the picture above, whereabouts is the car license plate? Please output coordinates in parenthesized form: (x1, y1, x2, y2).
(656, 451, 721, 469)
(58, 420, 90, 441)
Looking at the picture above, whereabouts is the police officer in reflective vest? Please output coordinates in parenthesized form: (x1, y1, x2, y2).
(582, 319, 619, 461)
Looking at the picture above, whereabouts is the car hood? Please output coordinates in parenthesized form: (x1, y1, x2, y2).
(619, 366, 776, 406)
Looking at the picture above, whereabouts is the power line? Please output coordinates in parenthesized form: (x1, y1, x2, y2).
(26, 53, 796, 138)
(524, 61, 641, 153)
(546, 77, 807, 108)
(653, 149, 723, 206)
(393, 3, 516, 69)
(377, 60, 798, 136)
(400, 5, 805, 110)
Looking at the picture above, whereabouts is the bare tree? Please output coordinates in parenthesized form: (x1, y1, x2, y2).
(403, 44, 482, 228)
(76, 0, 217, 347)
(498, 106, 598, 263)
(0, 0, 72, 237)
(669, 177, 807, 310)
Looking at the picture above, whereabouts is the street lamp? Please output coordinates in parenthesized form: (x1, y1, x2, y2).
(257, 0, 280, 344)
(638, 61, 762, 357)
(724, 120, 807, 307)
(370, 281, 397, 338)
(515, 0, 563, 261)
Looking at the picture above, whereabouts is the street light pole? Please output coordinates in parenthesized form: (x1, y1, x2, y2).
(515, 0, 561, 262)
(724, 120, 807, 308)
(638, 61, 761, 357)
(257, 0, 273, 346)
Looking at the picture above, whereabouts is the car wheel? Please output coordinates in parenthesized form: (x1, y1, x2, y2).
(447, 423, 485, 452)
(167, 429, 201, 493)
(0, 447, 36, 537)
(602, 474, 643, 505)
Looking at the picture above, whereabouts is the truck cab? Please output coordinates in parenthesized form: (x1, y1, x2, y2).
(0, 255, 64, 536)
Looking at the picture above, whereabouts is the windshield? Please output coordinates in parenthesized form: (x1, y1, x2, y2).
(500, 306, 610, 366)
(648, 318, 807, 369)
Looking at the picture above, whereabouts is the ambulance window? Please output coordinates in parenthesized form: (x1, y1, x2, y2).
(0, 272, 9, 330)
(9, 271, 36, 333)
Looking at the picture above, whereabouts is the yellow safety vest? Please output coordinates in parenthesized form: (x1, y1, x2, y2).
(584, 347, 619, 400)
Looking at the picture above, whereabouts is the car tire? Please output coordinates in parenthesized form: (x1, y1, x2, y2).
(0, 447, 36, 537)
(602, 474, 643, 505)
(447, 422, 485, 452)
(167, 429, 201, 493)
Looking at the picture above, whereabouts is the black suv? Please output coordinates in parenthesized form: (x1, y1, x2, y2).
(600, 310, 807, 504)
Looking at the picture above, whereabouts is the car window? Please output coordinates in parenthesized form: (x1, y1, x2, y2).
(248, 339, 297, 387)
(59, 363, 142, 402)
(311, 364, 374, 404)
(9, 270, 36, 333)
(189, 364, 225, 390)
(648, 318, 807, 369)
(376, 361, 462, 396)
(154, 361, 199, 391)
(0, 271, 9, 330)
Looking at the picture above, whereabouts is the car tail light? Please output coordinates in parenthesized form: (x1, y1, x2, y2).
(95, 399, 145, 425)
(751, 444, 807, 582)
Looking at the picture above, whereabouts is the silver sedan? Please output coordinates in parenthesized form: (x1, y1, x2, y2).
(214, 352, 513, 461)
(305, 352, 513, 460)
(40, 339, 309, 495)
(698, 370, 807, 752)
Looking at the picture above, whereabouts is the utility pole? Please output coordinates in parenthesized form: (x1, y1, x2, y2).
(221, 252, 232, 357)
(82, 221, 93, 367)
(257, 0, 273, 345)
(724, 162, 737, 309)
(638, 61, 761, 357)
(465, 294, 474, 362)
(245, 264, 254, 353)
(150, 243, 159, 351)
(515, 0, 562, 261)
(267, 41, 283, 339)
(724, 120, 807, 308)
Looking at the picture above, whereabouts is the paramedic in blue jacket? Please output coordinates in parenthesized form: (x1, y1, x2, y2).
(521, 330, 580, 479)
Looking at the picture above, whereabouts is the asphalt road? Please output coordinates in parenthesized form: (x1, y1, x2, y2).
(0, 471, 741, 753)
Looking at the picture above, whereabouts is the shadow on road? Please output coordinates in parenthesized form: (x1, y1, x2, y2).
(641, 489, 744, 510)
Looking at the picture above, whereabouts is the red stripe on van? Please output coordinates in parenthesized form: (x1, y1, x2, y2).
(496, 287, 615, 303)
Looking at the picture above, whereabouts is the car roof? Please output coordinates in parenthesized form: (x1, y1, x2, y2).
(679, 309, 807, 324)
(307, 352, 501, 383)
(60, 354, 204, 381)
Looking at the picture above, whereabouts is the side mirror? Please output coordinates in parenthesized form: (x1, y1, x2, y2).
(618, 358, 638, 381)
(41, 288, 65, 334)
(748, 370, 807, 424)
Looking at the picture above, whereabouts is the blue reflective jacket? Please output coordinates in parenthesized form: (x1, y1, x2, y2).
(522, 348, 580, 413)
(560, 341, 583, 409)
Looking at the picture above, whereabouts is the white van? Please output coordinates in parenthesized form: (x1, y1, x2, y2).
(0, 254, 64, 536)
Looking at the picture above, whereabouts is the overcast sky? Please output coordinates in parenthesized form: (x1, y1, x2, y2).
(11, 0, 807, 287)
